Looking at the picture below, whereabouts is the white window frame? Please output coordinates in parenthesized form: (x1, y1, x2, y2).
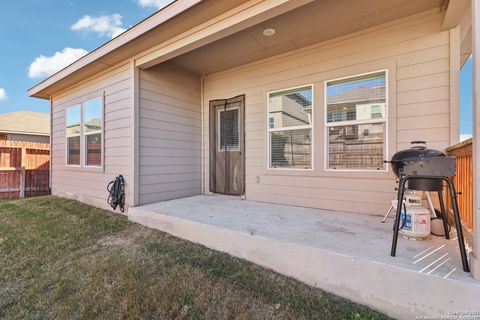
(266, 84, 314, 171)
(83, 97, 104, 168)
(65, 105, 82, 167)
(64, 96, 104, 169)
(217, 106, 240, 152)
(324, 69, 388, 172)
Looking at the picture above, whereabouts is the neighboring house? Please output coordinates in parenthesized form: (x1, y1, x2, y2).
(0, 111, 50, 144)
(0, 110, 50, 170)
(28, 0, 479, 276)
(0, 111, 50, 198)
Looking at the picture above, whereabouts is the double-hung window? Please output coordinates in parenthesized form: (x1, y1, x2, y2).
(325, 71, 387, 170)
(268, 85, 313, 169)
(65, 97, 103, 168)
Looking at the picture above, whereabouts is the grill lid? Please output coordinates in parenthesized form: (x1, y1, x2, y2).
(389, 141, 445, 191)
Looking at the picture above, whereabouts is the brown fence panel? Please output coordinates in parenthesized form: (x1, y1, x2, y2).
(0, 148, 21, 168)
(0, 168, 50, 200)
(25, 169, 50, 197)
(25, 149, 50, 170)
(0, 169, 21, 199)
(446, 139, 473, 231)
(0, 141, 50, 200)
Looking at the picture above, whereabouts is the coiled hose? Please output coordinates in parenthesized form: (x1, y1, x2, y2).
(107, 175, 125, 213)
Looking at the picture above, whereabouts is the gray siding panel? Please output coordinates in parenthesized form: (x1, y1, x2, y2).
(138, 64, 201, 205)
(51, 63, 132, 211)
(202, 10, 451, 215)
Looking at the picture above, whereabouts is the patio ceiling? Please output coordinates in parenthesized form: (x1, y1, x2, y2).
(170, 0, 445, 75)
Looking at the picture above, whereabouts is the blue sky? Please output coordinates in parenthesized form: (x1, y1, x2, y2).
(0, 0, 172, 113)
(460, 56, 473, 139)
(0, 1, 474, 137)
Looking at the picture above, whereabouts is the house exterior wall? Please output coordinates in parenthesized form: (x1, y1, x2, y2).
(138, 64, 201, 205)
(51, 62, 133, 211)
(202, 10, 453, 215)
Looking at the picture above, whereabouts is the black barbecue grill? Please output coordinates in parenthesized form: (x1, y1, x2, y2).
(389, 141, 445, 191)
(386, 141, 470, 272)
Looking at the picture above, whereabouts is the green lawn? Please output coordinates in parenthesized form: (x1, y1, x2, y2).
(0, 196, 389, 319)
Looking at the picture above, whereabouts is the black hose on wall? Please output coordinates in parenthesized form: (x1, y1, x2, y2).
(107, 175, 125, 213)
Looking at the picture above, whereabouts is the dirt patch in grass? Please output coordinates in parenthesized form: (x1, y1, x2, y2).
(98, 225, 152, 248)
(0, 196, 390, 319)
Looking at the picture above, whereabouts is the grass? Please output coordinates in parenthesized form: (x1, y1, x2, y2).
(0, 196, 390, 319)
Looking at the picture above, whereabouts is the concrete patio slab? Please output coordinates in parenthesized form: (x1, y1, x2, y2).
(129, 195, 480, 319)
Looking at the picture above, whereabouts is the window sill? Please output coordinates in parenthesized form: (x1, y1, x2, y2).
(65, 165, 105, 173)
(262, 168, 394, 179)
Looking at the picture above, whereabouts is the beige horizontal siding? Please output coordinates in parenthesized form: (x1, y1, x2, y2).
(202, 10, 451, 215)
(51, 62, 132, 212)
(138, 64, 201, 205)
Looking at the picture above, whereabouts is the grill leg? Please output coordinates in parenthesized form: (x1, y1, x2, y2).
(446, 179, 470, 272)
(391, 177, 407, 257)
(437, 190, 450, 239)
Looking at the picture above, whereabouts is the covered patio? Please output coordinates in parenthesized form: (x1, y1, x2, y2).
(130, 1, 480, 318)
(129, 195, 480, 319)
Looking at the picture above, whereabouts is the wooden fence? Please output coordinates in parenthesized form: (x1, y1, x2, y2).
(0, 168, 50, 199)
(0, 141, 50, 199)
(446, 138, 473, 231)
(0, 141, 50, 169)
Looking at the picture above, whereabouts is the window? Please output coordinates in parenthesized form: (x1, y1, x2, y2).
(269, 117, 275, 129)
(268, 85, 312, 169)
(325, 71, 387, 170)
(84, 98, 102, 167)
(218, 107, 240, 151)
(66, 105, 81, 166)
(65, 97, 103, 168)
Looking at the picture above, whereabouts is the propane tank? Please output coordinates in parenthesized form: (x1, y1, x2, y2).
(393, 193, 431, 240)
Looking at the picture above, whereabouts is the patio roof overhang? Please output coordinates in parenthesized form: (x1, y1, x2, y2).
(29, 0, 447, 99)
(165, 0, 446, 76)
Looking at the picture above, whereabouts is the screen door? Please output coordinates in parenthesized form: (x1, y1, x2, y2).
(209, 95, 245, 195)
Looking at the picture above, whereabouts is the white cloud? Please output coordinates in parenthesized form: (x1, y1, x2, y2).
(0, 88, 7, 101)
(28, 48, 88, 79)
(135, 0, 175, 9)
(71, 14, 126, 38)
(460, 133, 472, 141)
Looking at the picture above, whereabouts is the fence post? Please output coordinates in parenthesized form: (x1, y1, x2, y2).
(21, 148, 26, 168)
(19, 167, 25, 199)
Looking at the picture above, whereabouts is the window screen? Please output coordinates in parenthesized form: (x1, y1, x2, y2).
(218, 108, 239, 151)
(83, 98, 102, 167)
(66, 105, 81, 165)
(86, 133, 102, 167)
(268, 86, 312, 169)
(326, 71, 387, 170)
(67, 136, 80, 166)
(271, 129, 311, 169)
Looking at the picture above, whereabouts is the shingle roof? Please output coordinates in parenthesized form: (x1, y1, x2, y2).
(0, 111, 50, 135)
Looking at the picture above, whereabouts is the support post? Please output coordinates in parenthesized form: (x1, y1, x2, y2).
(472, 0, 480, 279)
